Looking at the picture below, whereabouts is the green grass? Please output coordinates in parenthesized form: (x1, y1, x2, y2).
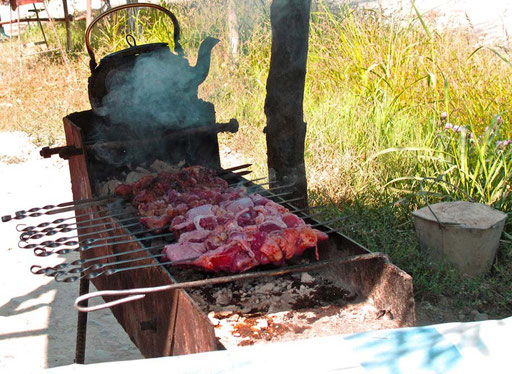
(2, 0, 511, 317)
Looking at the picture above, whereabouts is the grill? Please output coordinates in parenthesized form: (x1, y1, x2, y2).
(3, 3, 415, 364)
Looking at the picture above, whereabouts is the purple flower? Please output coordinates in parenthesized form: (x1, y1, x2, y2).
(444, 123, 467, 133)
(496, 140, 511, 149)
(440, 112, 448, 121)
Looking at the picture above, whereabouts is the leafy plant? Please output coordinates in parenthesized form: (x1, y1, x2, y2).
(372, 114, 512, 210)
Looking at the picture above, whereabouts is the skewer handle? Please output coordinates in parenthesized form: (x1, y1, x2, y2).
(1, 197, 117, 223)
(74, 253, 387, 312)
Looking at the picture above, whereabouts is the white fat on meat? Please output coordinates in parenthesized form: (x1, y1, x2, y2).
(259, 218, 288, 233)
(178, 229, 211, 243)
(222, 197, 254, 213)
(164, 241, 207, 262)
(186, 204, 214, 219)
(249, 193, 270, 206)
(193, 214, 218, 230)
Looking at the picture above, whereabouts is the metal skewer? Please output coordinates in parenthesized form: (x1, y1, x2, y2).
(21, 185, 295, 245)
(18, 213, 138, 241)
(19, 222, 143, 249)
(312, 215, 349, 229)
(31, 230, 175, 256)
(1, 195, 116, 223)
(2, 197, 120, 223)
(31, 244, 166, 275)
(4, 164, 253, 225)
(74, 253, 387, 312)
(15, 206, 136, 233)
(53, 252, 168, 282)
(56, 254, 198, 283)
(16, 176, 274, 234)
(48, 215, 336, 274)
(20, 214, 138, 241)
(228, 176, 266, 187)
(20, 227, 174, 250)
(219, 163, 252, 174)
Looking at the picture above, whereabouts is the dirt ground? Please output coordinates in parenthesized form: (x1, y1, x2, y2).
(0, 132, 143, 372)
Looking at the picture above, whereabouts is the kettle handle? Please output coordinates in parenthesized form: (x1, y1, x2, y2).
(85, 2, 184, 71)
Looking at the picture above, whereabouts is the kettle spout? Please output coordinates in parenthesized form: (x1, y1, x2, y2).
(193, 37, 220, 86)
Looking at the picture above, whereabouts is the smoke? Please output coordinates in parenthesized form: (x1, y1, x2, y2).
(96, 46, 213, 135)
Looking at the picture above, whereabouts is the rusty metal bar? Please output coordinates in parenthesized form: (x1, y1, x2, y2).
(82, 120, 239, 148)
(75, 253, 386, 312)
(74, 277, 89, 364)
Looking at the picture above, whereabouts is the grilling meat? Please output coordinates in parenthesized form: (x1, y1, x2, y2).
(115, 165, 328, 273)
(115, 166, 242, 231)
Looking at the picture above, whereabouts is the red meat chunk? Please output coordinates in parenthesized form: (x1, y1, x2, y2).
(114, 165, 330, 272)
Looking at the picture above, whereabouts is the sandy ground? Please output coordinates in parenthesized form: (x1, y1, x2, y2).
(0, 132, 143, 372)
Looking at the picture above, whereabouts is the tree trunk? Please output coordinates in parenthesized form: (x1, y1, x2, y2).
(264, 0, 312, 209)
(62, 0, 72, 51)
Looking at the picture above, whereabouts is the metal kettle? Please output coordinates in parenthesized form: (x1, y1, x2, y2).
(85, 3, 219, 129)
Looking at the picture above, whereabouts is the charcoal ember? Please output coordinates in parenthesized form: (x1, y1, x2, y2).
(183, 272, 378, 349)
(213, 289, 233, 306)
(126, 169, 151, 184)
(150, 159, 184, 173)
(97, 179, 122, 196)
(301, 272, 315, 284)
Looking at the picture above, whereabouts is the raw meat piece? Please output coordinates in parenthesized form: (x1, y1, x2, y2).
(165, 242, 208, 263)
(114, 183, 133, 198)
(187, 241, 259, 273)
(139, 215, 173, 231)
(223, 197, 254, 213)
(282, 213, 305, 228)
(114, 165, 330, 273)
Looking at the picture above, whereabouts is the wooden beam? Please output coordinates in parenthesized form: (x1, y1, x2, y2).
(62, 0, 72, 51)
(0, 17, 72, 26)
(264, 0, 312, 209)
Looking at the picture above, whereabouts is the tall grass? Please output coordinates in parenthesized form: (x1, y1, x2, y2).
(303, 2, 512, 205)
(8, 0, 512, 207)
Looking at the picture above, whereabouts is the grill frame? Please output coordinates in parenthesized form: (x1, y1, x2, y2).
(63, 110, 416, 359)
